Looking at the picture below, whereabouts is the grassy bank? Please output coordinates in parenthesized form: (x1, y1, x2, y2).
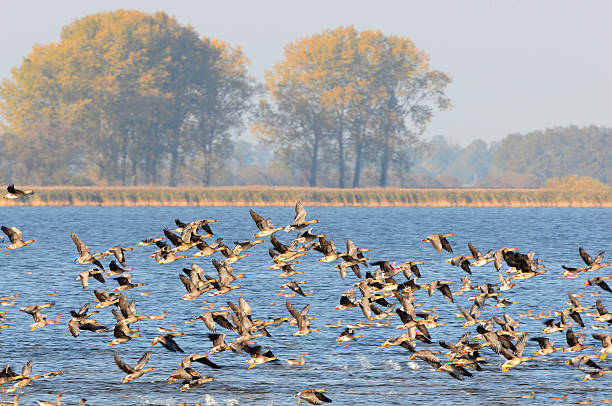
(1, 186, 611, 207)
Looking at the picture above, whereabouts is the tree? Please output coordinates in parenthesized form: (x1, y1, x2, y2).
(58, 10, 206, 186)
(0, 41, 91, 184)
(186, 38, 258, 186)
(0, 10, 255, 186)
(256, 26, 450, 188)
(256, 32, 338, 187)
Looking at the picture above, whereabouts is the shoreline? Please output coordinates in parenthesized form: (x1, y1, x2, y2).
(1, 186, 611, 207)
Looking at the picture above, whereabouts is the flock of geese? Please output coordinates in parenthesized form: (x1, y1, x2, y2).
(0, 185, 611, 405)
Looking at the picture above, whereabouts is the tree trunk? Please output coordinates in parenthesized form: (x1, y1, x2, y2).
(168, 143, 179, 187)
(149, 123, 159, 185)
(309, 129, 320, 187)
(379, 142, 390, 187)
(337, 124, 345, 188)
(203, 140, 212, 186)
(108, 134, 119, 185)
(131, 158, 138, 186)
(121, 132, 128, 186)
(151, 153, 158, 185)
(352, 142, 363, 188)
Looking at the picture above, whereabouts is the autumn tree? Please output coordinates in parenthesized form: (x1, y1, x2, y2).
(185, 38, 258, 186)
(54, 10, 208, 185)
(256, 26, 450, 188)
(0, 41, 92, 184)
(0, 10, 255, 186)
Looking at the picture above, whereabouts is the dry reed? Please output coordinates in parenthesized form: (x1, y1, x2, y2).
(0, 186, 611, 207)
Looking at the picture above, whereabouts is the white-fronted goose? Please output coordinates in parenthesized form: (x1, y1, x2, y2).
(113, 351, 154, 383)
(296, 388, 332, 404)
(2, 185, 34, 199)
(285, 201, 320, 232)
(422, 233, 454, 253)
(103, 246, 133, 267)
(2, 226, 35, 250)
(249, 209, 283, 238)
(71, 233, 103, 267)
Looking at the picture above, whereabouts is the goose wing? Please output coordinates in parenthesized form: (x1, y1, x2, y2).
(579, 247, 594, 266)
(286, 300, 301, 321)
(114, 352, 134, 374)
(163, 228, 183, 247)
(566, 329, 579, 347)
(468, 242, 482, 260)
(2, 226, 22, 244)
(180, 274, 196, 293)
(238, 297, 252, 317)
(293, 201, 307, 224)
(440, 236, 453, 253)
(134, 351, 152, 370)
(71, 232, 90, 256)
(21, 360, 33, 377)
(596, 299, 608, 316)
(249, 209, 266, 231)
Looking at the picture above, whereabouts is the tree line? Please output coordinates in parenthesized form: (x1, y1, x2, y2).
(0, 11, 450, 187)
(409, 126, 611, 187)
(1, 11, 609, 188)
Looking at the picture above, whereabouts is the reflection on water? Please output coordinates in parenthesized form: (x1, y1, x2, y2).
(0, 207, 610, 405)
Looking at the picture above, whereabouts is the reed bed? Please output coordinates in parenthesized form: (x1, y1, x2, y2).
(1, 186, 611, 207)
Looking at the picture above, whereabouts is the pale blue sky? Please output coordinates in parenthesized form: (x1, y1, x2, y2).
(2, 0, 611, 145)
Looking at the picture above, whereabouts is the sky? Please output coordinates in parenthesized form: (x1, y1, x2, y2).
(2, 0, 612, 146)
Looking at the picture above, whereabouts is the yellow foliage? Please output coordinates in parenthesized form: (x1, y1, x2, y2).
(545, 175, 610, 191)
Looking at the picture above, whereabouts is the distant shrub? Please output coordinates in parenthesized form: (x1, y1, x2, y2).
(436, 174, 463, 188)
(545, 175, 610, 191)
(402, 173, 441, 188)
(477, 171, 542, 188)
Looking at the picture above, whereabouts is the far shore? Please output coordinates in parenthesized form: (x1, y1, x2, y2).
(1, 186, 611, 207)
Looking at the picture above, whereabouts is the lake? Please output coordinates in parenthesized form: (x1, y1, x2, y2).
(0, 206, 610, 405)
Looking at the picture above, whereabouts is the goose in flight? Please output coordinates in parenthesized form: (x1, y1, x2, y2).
(285, 201, 320, 232)
(584, 276, 612, 294)
(103, 246, 134, 267)
(249, 209, 283, 238)
(468, 242, 494, 266)
(76, 268, 105, 288)
(113, 295, 165, 326)
(422, 233, 454, 253)
(2, 184, 34, 199)
(579, 247, 611, 272)
(244, 345, 278, 369)
(19, 303, 59, 331)
(155, 245, 187, 264)
(296, 388, 332, 404)
(112, 274, 145, 291)
(136, 237, 164, 247)
(446, 255, 473, 275)
(286, 300, 319, 336)
(495, 332, 532, 372)
(71, 233, 104, 267)
(113, 351, 154, 383)
(2, 226, 35, 250)
(317, 236, 342, 263)
(531, 336, 563, 355)
(152, 332, 185, 352)
(109, 323, 142, 346)
(163, 228, 197, 253)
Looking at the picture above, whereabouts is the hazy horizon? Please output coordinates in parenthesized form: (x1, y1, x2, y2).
(3, 0, 612, 145)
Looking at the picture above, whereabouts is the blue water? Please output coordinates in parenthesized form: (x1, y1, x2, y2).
(0, 206, 610, 405)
